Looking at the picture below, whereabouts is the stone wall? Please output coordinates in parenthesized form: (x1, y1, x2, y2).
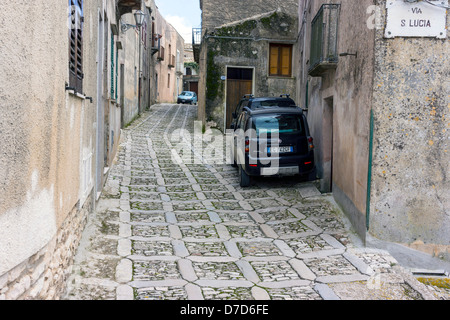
(0, 194, 92, 300)
(201, 0, 299, 32)
(200, 1, 299, 131)
(369, 0, 450, 254)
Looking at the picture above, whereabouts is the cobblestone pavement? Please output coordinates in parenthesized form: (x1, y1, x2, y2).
(64, 104, 448, 300)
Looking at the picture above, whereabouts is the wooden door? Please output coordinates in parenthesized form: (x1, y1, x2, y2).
(226, 68, 253, 129)
(189, 81, 199, 95)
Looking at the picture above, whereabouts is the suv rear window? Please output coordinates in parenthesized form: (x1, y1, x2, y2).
(251, 114, 304, 135)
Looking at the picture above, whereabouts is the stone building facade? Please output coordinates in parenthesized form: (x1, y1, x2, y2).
(197, 0, 299, 131)
(183, 44, 200, 95)
(152, 9, 186, 103)
(297, 0, 449, 259)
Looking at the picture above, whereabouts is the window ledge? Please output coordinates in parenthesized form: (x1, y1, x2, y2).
(267, 76, 295, 80)
(67, 90, 87, 100)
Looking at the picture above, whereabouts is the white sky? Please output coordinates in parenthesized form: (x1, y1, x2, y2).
(155, 0, 202, 43)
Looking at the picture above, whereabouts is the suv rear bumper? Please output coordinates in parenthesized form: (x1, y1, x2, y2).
(244, 154, 315, 177)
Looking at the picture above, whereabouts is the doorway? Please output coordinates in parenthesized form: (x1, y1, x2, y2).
(189, 81, 199, 96)
(322, 97, 334, 192)
(225, 67, 253, 129)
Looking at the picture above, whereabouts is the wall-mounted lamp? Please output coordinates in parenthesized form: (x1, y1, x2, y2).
(121, 10, 147, 33)
(134, 10, 145, 27)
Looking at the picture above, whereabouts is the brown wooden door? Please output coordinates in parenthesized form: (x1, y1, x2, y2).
(189, 81, 199, 95)
(226, 79, 252, 128)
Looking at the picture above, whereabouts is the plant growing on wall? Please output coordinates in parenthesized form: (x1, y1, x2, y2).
(184, 62, 199, 73)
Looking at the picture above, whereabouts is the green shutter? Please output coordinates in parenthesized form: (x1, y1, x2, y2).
(111, 34, 115, 97)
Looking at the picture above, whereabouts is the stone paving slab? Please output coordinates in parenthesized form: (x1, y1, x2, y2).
(63, 104, 445, 301)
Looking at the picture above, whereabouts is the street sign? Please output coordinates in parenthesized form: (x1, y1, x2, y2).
(385, 0, 448, 39)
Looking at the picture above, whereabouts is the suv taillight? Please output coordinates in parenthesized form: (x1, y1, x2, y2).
(308, 137, 314, 150)
(245, 138, 250, 153)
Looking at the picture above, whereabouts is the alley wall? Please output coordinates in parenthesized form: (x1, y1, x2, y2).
(369, 0, 449, 256)
(298, 0, 449, 258)
(0, 0, 100, 299)
(298, 0, 376, 241)
(0, 0, 159, 299)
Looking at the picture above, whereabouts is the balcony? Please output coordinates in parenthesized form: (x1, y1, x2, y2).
(308, 4, 340, 77)
(192, 28, 202, 63)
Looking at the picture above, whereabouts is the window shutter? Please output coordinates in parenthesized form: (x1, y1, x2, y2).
(269, 44, 292, 77)
(111, 33, 115, 97)
(281, 46, 291, 76)
(269, 45, 279, 76)
(69, 0, 83, 93)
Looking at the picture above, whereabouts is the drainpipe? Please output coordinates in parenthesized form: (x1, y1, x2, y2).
(366, 109, 374, 231)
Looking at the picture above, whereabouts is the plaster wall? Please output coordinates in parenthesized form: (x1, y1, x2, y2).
(154, 10, 185, 103)
(121, 12, 141, 126)
(299, 0, 449, 253)
(370, 1, 450, 250)
(298, 0, 376, 240)
(0, 0, 99, 278)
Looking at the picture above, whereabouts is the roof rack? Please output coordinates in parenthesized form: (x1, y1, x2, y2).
(242, 94, 254, 98)
(244, 106, 304, 115)
(279, 94, 291, 98)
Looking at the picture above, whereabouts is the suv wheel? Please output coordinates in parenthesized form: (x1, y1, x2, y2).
(239, 165, 251, 187)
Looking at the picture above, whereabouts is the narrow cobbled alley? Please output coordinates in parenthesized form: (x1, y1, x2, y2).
(63, 104, 445, 301)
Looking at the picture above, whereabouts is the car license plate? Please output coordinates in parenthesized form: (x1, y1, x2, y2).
(268, 146, 293, 153)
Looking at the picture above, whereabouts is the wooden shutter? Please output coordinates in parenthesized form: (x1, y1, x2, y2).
(269, 45, 279, 76)
(269, 44, 292, 77)
(69, 0, 83, 92)
(281, 46, 292, 76)
(152, 22, 156, 47)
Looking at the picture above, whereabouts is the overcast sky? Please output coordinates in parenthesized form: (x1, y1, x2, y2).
(155, 0, 201, 43)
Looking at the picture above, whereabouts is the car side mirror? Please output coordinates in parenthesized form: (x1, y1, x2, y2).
(232, 112, 237, 119)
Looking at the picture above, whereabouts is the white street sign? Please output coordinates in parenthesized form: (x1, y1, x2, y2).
(385, 0, 448, 39)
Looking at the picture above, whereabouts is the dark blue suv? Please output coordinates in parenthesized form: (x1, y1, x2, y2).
(230, 106, 316, 187)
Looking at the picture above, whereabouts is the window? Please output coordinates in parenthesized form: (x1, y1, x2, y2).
(237, 113, 245, 129)
(152, 22, 157, 47)
(236, 100, 248, 115)
(269, 44, 292, 77)
(111, 30, 115, 97)
(158, 46, 165, 60)
(69, 0, 84, 92)
(252, 115, 305, 135)
(168, 73, 171, 88)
